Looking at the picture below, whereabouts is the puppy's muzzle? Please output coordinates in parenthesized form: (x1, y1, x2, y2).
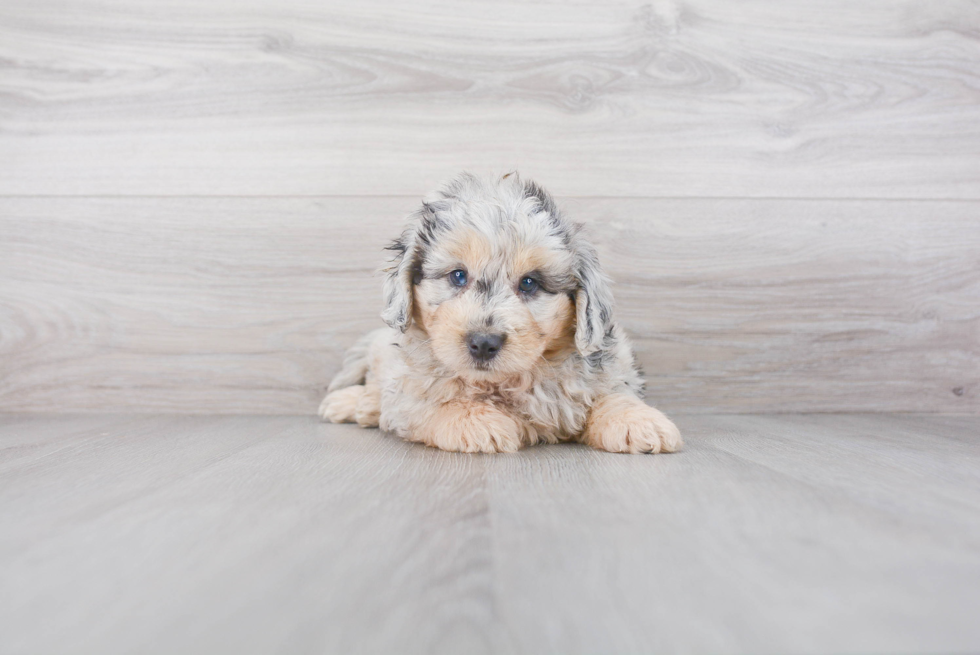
(466, 332, 506, 363)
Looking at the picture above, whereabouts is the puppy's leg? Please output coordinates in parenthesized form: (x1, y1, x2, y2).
(319, 385, 365, 423)
(415, 400, 524, 453)
(581, 393, 682, 454)
(320, 327, 395, 425)
(319, 380, 380, 427)
(354, 382, 381, 427)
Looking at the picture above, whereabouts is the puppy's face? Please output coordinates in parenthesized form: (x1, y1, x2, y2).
(413, 220, 577, 380)
(382, 173, 614, 380)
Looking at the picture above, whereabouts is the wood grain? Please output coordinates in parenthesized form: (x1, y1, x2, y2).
(491, 412, 980, 653)
(1, 196, 976, 414)
(1, 413, 979, 652)
(1, 0, 978, 197)
(0, 415, 501, 653)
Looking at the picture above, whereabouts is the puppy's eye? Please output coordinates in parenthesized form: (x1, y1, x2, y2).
(449, 269, 468, 287)
(519, 276, 538, 294)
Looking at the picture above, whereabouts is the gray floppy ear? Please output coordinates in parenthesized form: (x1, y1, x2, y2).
(380, 226, 421, 332)
(381, 204, 440, 332)
(573, 241, 615, 356)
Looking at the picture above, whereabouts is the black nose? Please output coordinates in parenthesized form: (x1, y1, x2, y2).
(466, 332, 506, 362)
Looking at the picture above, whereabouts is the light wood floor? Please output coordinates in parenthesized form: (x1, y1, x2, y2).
(2, 413, 978, 653)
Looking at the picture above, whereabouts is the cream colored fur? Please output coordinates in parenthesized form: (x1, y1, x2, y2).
(319, 172, 682, 454)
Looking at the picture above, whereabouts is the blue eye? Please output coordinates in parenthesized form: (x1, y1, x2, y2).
(449, 269, 467, 287)
(519, 276, 538, 294)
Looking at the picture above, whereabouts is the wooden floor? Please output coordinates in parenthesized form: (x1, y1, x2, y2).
(1, 413, 978, 653)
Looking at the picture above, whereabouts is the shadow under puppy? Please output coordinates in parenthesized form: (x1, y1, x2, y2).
(320, 172, 682, 454)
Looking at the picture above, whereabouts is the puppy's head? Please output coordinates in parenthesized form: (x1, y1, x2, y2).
(382, 172, 613, 380)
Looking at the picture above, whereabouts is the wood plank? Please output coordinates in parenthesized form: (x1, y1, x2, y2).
(490, 413, 980, 653)
(1, 197, 976, 414)
(1, 414, 978, 652)
(1, 0, 978, 197)
(0, 416, 500, 654)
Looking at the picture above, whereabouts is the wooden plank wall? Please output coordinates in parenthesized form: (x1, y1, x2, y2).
(1, 0, 978, 414)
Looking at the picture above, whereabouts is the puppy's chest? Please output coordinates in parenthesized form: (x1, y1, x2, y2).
(394, 366, 589, 436)
(473, 380, 588, 436)
(471, 387, 523, 409)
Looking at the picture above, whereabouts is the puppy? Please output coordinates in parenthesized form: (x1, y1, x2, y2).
(319, 172, 682, 454)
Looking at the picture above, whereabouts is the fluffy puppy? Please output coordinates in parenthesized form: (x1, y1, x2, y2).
(319, 172, 682, 454)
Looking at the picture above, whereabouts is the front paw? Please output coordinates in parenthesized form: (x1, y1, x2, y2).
(417, 401, 524, 453)
(583, 394, 682, 454)
(318, 386, 365, 423)
(319, 384, 382, 427)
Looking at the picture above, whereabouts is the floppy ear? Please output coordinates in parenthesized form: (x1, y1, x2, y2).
(519, 176, 614, 356)
(381, 204, 441, 332)
(380, 226, 421, 332)
(573, 241, 615, 356)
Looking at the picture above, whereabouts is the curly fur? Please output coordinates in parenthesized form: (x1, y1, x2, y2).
(319, 172, 682, 454)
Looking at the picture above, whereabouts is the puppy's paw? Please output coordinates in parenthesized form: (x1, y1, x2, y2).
(583, 393, 682, 454)
(318, 385, 365, 423)
(419, 401, 524, 453)
(354, 384, 381, 428)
